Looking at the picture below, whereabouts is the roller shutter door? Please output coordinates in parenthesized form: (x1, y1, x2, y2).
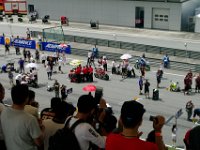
(152, 8, 169, 30)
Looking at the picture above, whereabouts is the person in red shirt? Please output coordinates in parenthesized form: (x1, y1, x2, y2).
(88, 65, 93, 82)
(82, 66, 88, 82)
(75, 65, 82, 83)
(184, 75, 192, 95)
(106, 100, 166, 150)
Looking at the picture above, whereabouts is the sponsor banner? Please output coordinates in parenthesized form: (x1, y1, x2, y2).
(42, 42, 71, 54)
(13, 38, 36, 49)
(0, 36, 5, 45)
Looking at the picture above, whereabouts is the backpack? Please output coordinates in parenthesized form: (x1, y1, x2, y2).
(48, 116, 84, 150)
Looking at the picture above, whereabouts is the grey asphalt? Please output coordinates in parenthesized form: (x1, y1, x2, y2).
(0, 45, 199, 149)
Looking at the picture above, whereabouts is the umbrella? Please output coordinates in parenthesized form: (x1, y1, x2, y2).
(120, 53, 132, 59)
(25, 62, 38, 69)
(59, 43, 68, 48)
(83, 84, 96, 92)
(69, 59, 81, 66)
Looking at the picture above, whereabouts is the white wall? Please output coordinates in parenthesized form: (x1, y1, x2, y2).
(27, 0, 182, 31)
(195, 15, 200, 33)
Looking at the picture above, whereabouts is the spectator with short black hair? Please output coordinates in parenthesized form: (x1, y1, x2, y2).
(40, 97, 62, 120)
(24, 90, 39, 118)
(1, 84, 43, 150)
(106, 100, 166, 150)
(68, 94, 106, 150)
(43, 100, 76, 150)
(184, 125, 200, 150)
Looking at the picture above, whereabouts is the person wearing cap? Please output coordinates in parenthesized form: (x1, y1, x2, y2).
(106, 100, 166, 150)
(67, 94, 106, 150)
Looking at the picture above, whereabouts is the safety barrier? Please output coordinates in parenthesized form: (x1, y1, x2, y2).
(31, 31, 200, 60)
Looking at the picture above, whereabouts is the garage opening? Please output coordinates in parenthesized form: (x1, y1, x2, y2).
(28, 4, 34, 13)
(135, 7, 144, 28)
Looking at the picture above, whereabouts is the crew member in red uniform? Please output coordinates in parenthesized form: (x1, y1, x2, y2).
(82, 66, 88, 82)
(88, 65, 93, 82)
(184, 75, 192, 95)
(187, 70, 193, 79)
(75, 65, 82, 83)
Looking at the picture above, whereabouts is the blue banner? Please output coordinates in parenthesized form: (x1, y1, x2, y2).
(42, 42, 71, 54)
(13, 38, 36, 49)
(0, 36, 5, 45)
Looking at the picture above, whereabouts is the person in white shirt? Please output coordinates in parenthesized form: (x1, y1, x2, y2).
(46, 64, 52, 80)
(102, 58, 107, 71)
(87, 50, 93, 66)
(68, 95, 106, 150)
(41, 52, 47, 67)
(127, 64, 135, 78)
(62, 52, 67, 65)
(1, 85, 43, 150)
(111, 60, 116, 74)
(26, 28, 31, 39)
(15, 74, 22, 85)
(58, 58, 63, 73)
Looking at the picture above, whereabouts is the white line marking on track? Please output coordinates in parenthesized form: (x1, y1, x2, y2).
(152, 70, 184, 77)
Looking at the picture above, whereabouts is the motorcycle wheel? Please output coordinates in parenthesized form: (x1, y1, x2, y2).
(146, 65, 151, 71)
(134, 63, 139, 70)
(104, 74, 109, 80)
(94, 73, 98, 78)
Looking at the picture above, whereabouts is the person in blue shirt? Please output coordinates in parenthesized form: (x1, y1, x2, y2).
(18, 58, 25, 73)
(92, 44, 98, 58)
(193, 108, 200, 119)
(139, 76, 143, 95)
(140, 57, 146, 66)
(163, 54, 170, 68)
(1, 64, 6, 73)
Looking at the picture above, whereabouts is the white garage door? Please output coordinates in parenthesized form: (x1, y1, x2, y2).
(152, 8, 169, 30)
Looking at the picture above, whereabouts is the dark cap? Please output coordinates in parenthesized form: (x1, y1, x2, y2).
(121, 100, 146, 128)
(77, 95, 96, 113)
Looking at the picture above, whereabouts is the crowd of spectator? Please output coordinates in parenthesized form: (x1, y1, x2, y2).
(0, 83, 200, 150)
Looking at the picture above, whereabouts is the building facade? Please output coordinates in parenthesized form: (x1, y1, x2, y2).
(26, 0, 200, 31)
